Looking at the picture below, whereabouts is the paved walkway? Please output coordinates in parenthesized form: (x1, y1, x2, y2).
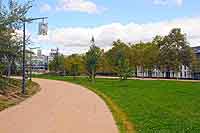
(0, 78, 118, 133)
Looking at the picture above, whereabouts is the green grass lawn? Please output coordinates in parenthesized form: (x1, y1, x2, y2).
(34, 75, 200, 133)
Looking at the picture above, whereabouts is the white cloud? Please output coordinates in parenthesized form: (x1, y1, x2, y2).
(40, 3, 51, 12)
(153, 0, 183, 6)
(176, 0, 183, 6)
(56, 0, 105, 14)
(36, 17, 200, 55)
(153, 0, 168, 6)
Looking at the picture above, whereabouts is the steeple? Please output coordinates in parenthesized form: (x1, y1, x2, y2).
(91, 36, 95, 46)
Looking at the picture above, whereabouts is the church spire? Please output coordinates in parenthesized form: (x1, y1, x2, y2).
(91, 36, 95, 46)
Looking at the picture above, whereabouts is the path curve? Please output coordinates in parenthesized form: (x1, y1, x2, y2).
(0, 78, 118, 133)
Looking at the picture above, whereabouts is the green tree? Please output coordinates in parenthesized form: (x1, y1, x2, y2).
(0, 0, 32, 77)
(85, 37, 102, 82)
(49, 54, 65, 73)
(107, 40, 132, 80)
(97, 51, 113, 75)
(144, 42, 160, 77)
(131, 42, 149, 78)
(158, 28, 193, 78)
(64, 54, 85, 78)
(0, 28, 23, 77)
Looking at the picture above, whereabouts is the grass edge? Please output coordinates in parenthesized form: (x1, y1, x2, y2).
(64, 80, 136, 133)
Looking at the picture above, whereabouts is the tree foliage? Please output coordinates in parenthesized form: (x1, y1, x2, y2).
(48, 28, 195, 81)
(157, 28, 193, 76)
(64, 54, 85, 77)
(49, 54, 65, 73)
(0, 0, 32, 77)
(106, 40, 132, 79)
(85, 41, 102, 82)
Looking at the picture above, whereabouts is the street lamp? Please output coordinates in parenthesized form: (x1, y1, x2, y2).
(21, 17, 48, 94)
(29, 47, 40, 81)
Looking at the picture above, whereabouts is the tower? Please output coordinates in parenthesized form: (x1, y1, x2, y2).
(91, 36, 95, 46)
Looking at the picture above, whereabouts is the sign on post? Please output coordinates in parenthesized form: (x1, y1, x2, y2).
(38, 21, 48, 35)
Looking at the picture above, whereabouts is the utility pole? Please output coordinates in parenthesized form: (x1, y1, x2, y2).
(21, 17, 48, 94)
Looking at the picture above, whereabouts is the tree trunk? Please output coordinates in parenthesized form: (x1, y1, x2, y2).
(91, 68, 95, 83)
(142, 66, 144, 78)
(176, 71, 179, 80)
(135, 66, 137, 77)
(7, 62, 11, 78)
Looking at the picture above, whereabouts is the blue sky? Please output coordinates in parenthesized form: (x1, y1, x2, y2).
(21, 0, 200, 55)
(29, 0, 199, 27)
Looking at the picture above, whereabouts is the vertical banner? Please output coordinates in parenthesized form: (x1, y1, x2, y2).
(38, 21, 48, 35)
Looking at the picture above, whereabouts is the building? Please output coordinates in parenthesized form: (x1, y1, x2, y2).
(37, 49, 42, 57)
(28, 49, 60, 73)
(137, 66, 191, 79)
(193, 46, 200, 59)
(136, 46, 199, 79)
(192, 46, 200, 79)
(48, 49, 59, 62)
(29, 49, 48, 73)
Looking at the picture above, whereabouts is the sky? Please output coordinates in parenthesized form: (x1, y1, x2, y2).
(21, 0, 200, 55)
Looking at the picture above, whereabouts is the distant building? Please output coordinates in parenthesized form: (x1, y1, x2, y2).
(192, 46, 200, 79)
(48, 49, 59, 62)
(136, 46, 199, 79)
(28, 49, 59, 73)
(193, 46, 200, 59)
(30, 50, 48, 73)
(136, 65, 191, 79)
(37, 49, 42, 57)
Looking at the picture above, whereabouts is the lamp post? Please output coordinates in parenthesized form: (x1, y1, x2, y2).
(21, 17, 48, 94)
(29, 47, 40, 81)
(22, 21, 26, 94)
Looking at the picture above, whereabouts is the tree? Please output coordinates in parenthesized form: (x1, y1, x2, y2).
(158, 28, 193, 78)
(131, 42, 152, 78)
(0, 0, 32, 77)
(107, 40, 132, 80)
(143, 42, 159, 77)
(85, 37, 102, 82)
(64, 54, 85, 78)
(49, 54, 65, 73)
(97, 51, 113, 76)
(0, 0, 32, 29)
(0, 28, 23, 77)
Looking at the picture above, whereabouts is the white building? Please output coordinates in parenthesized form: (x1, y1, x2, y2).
(29, 49, 59, 73)
(136, 65, 191, 79)
(136, 46, 200, 79)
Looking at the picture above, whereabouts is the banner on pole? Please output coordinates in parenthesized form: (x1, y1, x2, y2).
(38, 22, 48, 35)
